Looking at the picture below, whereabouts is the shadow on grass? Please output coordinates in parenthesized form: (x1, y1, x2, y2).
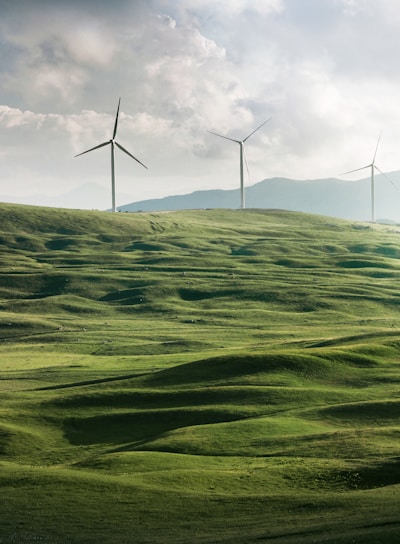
(355, 457, 400, 489)
(142, 352, 341, 386)
(63, 408, 242, 446)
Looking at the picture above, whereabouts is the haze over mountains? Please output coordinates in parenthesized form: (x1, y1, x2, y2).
(2, 172, 400, 223)
(0, 183, 133, 212)
(118, 173, 400, 223)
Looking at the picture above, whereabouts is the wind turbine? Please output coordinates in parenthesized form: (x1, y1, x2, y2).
(342, 132, 397, 223)
(75, 98, 147, 212)
(208, 117, 271, 209)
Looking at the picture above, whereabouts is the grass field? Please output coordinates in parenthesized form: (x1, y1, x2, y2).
(1, 203, 400, 543)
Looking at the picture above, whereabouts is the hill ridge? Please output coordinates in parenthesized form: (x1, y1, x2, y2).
(118, 174, 400, 223)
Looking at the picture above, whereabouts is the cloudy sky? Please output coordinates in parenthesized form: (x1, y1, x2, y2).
(1, 0, 400, 210)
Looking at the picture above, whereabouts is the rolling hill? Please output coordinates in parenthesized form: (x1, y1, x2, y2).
(1, 203, 400, 543)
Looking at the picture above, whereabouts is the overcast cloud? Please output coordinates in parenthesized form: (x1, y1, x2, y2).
(1, 0, 400, 209)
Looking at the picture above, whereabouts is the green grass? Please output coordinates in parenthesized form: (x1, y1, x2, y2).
(1, 203, 400, 542)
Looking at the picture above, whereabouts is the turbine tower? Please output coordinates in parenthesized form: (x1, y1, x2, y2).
(75, 98, 147, 212)
(208, 118, 271, 209)
(342, 133, 397, 223)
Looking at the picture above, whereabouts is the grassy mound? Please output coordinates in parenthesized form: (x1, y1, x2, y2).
(2, 203, 400, 543)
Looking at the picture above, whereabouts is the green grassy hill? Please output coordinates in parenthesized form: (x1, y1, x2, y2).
(1, 203, 400, 543)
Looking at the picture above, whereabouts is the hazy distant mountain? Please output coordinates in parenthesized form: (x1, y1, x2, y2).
(1, 183, 134, 211)
(119, 174, 400, 223)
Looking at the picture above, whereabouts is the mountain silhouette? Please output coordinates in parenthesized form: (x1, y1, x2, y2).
(118, 174, 400, 223)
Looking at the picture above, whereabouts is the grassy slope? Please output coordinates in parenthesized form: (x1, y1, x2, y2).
(1, 203, 400, 542)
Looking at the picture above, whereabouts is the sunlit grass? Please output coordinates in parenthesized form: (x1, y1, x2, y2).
(2, 203, 400, 542)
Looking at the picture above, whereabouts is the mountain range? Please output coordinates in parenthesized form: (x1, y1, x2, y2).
(118, 173, 400, 223)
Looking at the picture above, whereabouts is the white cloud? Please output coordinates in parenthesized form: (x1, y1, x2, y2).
(157, 14, 177, 28)
(171, 0, 284, 17)
(0, 106, 45, 128)
(1, 0, 400, 211)
(63, 24, 118, 66)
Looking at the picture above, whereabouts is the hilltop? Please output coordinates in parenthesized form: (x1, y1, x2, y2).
(1, 203, 400, 543)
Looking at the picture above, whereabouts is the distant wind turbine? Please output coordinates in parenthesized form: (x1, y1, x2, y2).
(342, 132, 398, 223)
(75, 98, 147, 212)
(208, 118, 271, 209)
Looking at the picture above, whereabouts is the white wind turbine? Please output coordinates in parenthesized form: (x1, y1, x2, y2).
(208, 118, 271, 209)
(342, 132, 398, 223)
(75, 98, 147, 212)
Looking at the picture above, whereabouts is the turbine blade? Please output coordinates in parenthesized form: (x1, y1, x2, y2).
(243, 117, 272, 143)
(115, 141, 148, 169)
(372, 130, 382, 164)
(208, 130, 240, 144)
(341, 164, 372, 175)
(75, 141, 110, 157)
(374, 165, 399, 190)
(113, 98, 121, 140)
